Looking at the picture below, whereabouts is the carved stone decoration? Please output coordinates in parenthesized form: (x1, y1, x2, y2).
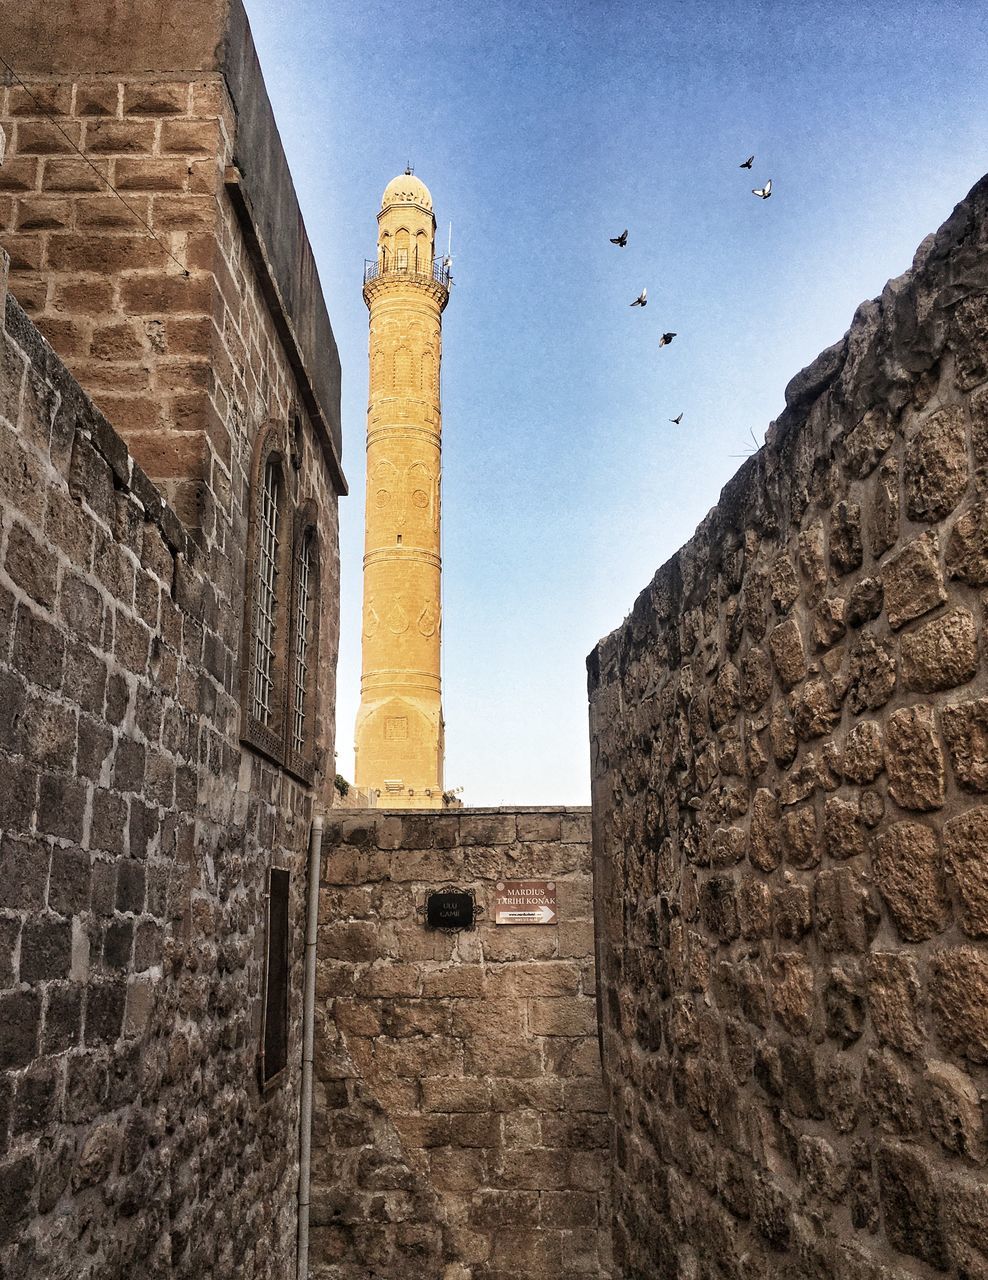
(386, 599, 409, 634)
(417, 603, 437, 638)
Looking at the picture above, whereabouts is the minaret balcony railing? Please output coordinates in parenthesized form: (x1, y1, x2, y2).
(363, 257, 452, 288)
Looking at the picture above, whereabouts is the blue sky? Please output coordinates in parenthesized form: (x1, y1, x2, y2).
(245, 0, 988, 805)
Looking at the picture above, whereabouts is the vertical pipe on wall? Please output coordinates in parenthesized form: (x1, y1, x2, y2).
(297, 812, 324, 1279)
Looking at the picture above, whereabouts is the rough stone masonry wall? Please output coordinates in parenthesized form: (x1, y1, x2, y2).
(0, 282, 336, 1274)
(588, 173, 988, 1280)
(312, 807, 612, 1280)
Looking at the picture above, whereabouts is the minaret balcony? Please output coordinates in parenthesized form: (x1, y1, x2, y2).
(363, 257, 452, 291)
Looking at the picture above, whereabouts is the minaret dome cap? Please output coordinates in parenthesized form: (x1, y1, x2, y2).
(381, 172, 433, 212)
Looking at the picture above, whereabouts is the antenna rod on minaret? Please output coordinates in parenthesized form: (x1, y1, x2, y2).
(447, 222, 452, 259)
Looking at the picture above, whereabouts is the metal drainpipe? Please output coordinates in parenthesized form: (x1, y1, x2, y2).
(297, 812, 324, 1279)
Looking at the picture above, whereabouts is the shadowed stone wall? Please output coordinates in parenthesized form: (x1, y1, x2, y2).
(312, 807, 612, 1280)
(588, 175, 988, 1279)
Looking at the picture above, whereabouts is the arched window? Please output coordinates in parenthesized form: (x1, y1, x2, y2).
(286, 503, 320, 783)
(253, 457, 281, 724)
(242, 425, 290, 766)
(395, 228, 409, 270)
(242, 425, 321, 785)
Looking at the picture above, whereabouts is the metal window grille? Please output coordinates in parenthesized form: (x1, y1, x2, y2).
(252, 460, 281, 724)
(291, 533, 313, 754)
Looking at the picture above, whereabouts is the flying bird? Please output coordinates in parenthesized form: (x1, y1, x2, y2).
(630, 289, 647, 307)
(659, 332, 676, 347)
(670, 413, 684, 425)
(752, 179, 772, 199)
(740, 155, 754, 169)
(610, 229, 629, 247)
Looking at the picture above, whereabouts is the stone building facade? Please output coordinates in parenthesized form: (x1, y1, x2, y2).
(0, 1, 344, 1276)
(312, 808, 612, 1279)
(588, 174, 988, 1278)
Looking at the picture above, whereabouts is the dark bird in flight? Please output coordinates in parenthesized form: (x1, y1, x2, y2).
(610, 229, 629, 247)
(670, 413, 684, 425)
(630, 289, 647, 307)
(740, 155, 754, 169)
(752, 179, 772, 199)
(659, 332, 676, 347)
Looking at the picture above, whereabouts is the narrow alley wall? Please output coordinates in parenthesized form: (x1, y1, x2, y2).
(311, 807, 612, 1280)
(588, 173, 988, 1278)
(0, 285, 330, 1276)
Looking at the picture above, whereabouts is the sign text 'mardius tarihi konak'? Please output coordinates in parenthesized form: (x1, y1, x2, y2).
(493, 880, 557, 926)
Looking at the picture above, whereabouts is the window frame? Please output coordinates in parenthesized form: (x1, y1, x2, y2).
(285, 500, 320, 785)
(241, 425, 292, 767)
(258, 865, 291, 1094)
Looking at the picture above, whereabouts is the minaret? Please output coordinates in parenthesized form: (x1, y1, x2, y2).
(354, 171, 451, 808)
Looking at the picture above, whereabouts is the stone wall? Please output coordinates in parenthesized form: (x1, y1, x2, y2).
(312, 807, 612, 1280)
(0, 0, 345, 549)
(588, 174, 988, 1278)
(0, 275, 336, 1273)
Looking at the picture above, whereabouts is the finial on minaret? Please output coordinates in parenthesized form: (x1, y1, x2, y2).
(404, 162, 414, 175)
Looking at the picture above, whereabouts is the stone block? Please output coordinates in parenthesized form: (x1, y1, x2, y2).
(516, 811, 562, 842)
(459, 813, 517, 846)
(824, 966, 866, 1046)
(812, 596, 847, 650)
(876, 1142, 948, 1269)
(814, 866, 880, 951)
(488, 962, 581, 999)
(123, 82, 189, 115)
(781, 804, 818, 869)
(19, 918, 72, 983)
(923, 1061, 985, 1162)
(0, 1151, 37, 1248)
(847, 633, 896, 713)
(699, 875, 740, 942)
(0, 989, 40, 1068)
(740, 645, 773, 709)
(867, 952, 924, 1056)
(771, 952, 814, 1036)
(748, 788, 781, 871)
(946, 500, 988, 584)
(942, 697, 988, 791)
(89, 787, 129, 855)
(885, 705, 945, 811)
(930, 947, 988, 1064)
(846, 575, 884, 626)
(901, 606, 978, 692)
(13, 606, 65, 691)
(41, 983, 82, 1055)
(528, 997, 596, 1037)
(774, 882, 811, 939)
(943, 807, 988, 937)
(874, 821, 949, 941)
(560, 811, 591, 843)
(768, 618, 806, 690)
(829, 500, 863, 574)
(0, 834, 47, 910)
(883, 532, 946, 629)
(904, 405, 969, 522)
(84, 979, 126, 1046)
(842, 721, 884, 784)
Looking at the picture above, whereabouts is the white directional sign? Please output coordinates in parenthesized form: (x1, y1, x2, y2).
(493, 880, 558, 926)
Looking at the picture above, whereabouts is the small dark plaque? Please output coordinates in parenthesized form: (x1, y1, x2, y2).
(426, 888, 477, 932)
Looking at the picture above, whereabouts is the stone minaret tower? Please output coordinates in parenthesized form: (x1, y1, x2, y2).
(354, 171, 451, 808)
